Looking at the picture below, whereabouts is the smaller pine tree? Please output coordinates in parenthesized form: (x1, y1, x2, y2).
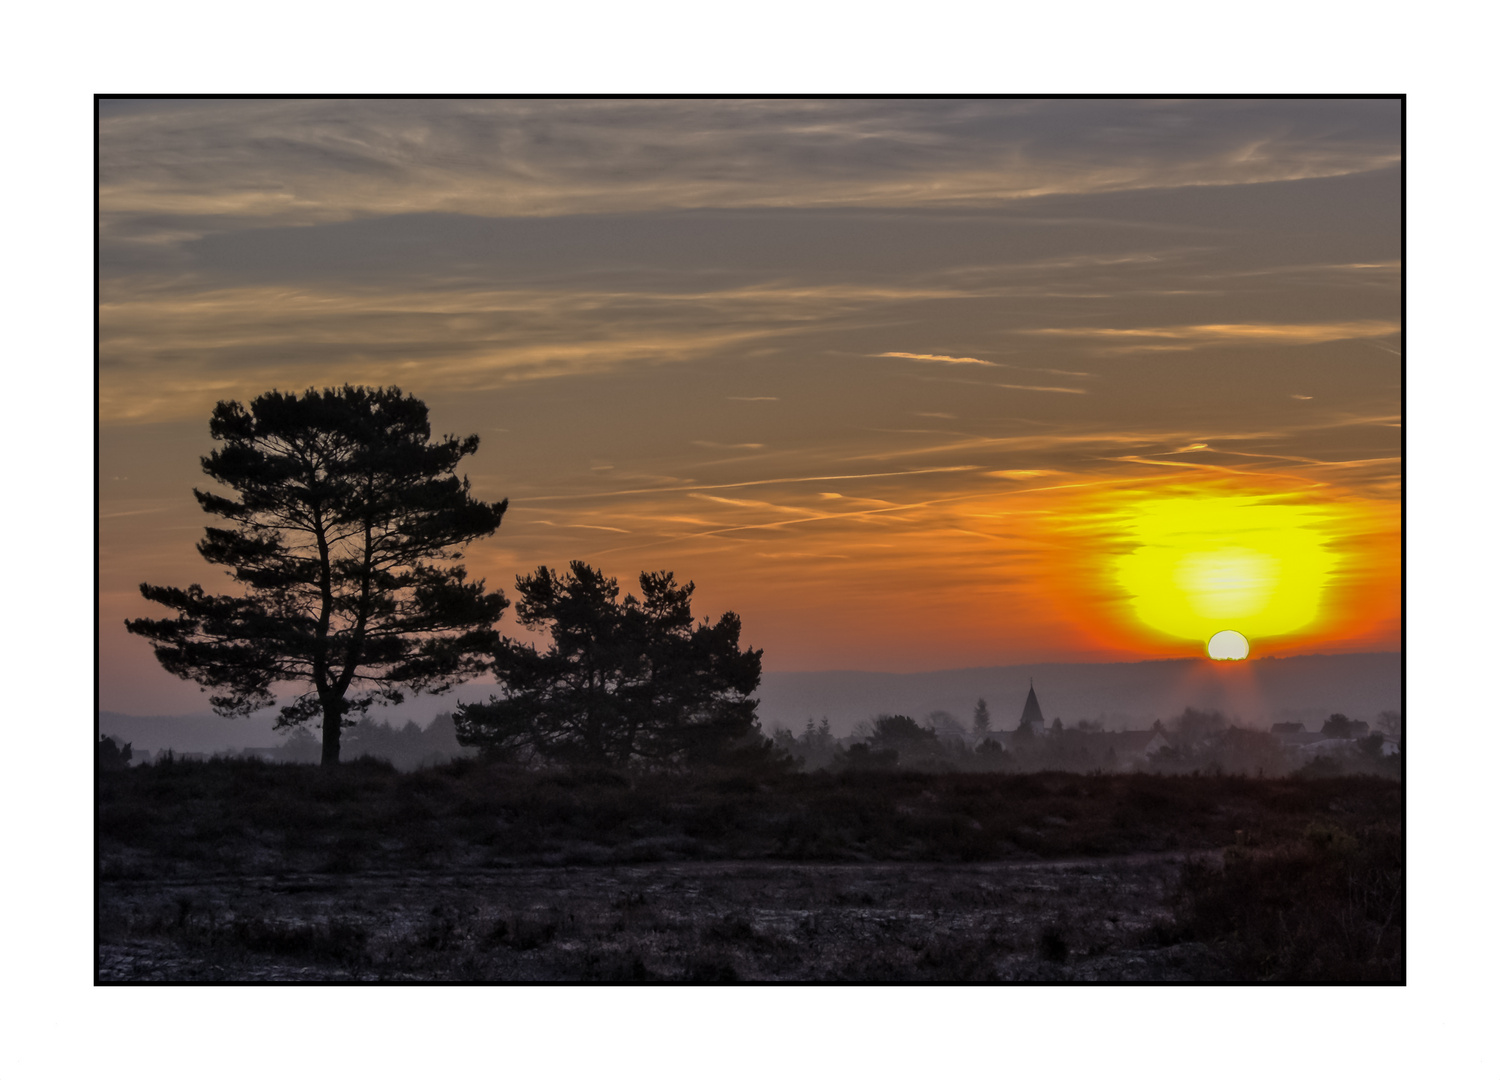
(973, 698, 991, 736)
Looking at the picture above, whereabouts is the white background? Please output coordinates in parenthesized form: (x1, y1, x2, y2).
(3, 4, 1485, 1077)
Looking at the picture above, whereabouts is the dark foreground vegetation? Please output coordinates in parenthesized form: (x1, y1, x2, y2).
(98, 758, 1401, 983)
(99, 756, 1399, 869)
(99, 857, 1225, 983)
(1164, 821, 1403, 982)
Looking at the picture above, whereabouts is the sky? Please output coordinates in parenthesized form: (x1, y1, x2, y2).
(98, 98, 1402, 714)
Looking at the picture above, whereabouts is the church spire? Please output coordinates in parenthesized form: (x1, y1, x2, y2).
(1018, 680, 1045, 729)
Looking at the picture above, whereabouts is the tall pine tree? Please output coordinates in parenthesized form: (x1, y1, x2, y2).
(125, 386, 508, 766)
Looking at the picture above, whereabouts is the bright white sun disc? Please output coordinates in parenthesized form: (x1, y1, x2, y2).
(1207, 629, 1250, 661)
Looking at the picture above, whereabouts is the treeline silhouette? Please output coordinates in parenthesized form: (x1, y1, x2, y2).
(771, 706, 1402, 780)
(99, 704, 1401, 781)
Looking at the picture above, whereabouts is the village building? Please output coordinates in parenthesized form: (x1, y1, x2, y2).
(997, 680, 1175, 768)
(1113, 729, 1172, 764)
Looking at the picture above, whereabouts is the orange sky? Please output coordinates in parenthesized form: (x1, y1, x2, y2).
(98, 99, 1401, 714)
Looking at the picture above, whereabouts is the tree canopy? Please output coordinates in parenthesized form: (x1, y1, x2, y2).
(454, 561, 769, 768)
(972, 698, 991, 734)
(125, 386, 508, 766)
(869, 714, 938, 750)
(1322, 713, 1355, 738)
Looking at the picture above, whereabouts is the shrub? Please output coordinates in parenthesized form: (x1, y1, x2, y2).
(1170, 822, 1403, 982)
(228, 917, 370, 966)
(1037, 923, 1070, 964)
(97, 735, 133, 771)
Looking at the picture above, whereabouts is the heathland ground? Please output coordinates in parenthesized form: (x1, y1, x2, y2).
(97, 760, 1402, 983)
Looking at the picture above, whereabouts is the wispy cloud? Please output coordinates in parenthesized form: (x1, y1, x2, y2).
(98, 506, 165, 520)
(905, 374, 1089, 394)
(994, 383, 1088, 394)
(99, 99, 1401, 234)
(878, 351, 992, 365)
(1022, 320, 1400, 349)
(528, 520, 632, 533)
(878, 352, 1095, 389)
(995, 362, 1097, 378)
(525, 466, 984, 503)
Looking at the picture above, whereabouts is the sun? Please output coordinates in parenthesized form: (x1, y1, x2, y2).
(1206, 629, 1250, 661)
(1113, 491, 1335, 648)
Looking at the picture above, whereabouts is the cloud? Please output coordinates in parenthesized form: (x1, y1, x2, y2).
(100, 279, 960, 422)
(98, 506, 165, 519)
(99, 99, 1400, 235)
(1022, 321, 1400, 349)
(878, 351, 992, 366)
(905, 374, 1089, 394)
(524, 466, 984, 503)
(993, 383, 1088, 394)
(527, 520, 631, 533)
(994, 362, 1097, 378)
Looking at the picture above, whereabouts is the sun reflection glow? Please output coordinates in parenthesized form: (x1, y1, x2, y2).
(1114, 493, 1335, 645)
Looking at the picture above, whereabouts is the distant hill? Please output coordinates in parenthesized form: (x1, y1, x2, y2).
(757, 653, 1402, 737)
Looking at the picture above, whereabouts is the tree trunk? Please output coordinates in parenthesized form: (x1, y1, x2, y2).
(320, 696, 343, 768)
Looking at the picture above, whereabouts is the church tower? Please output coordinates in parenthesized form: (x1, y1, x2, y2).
(1017, 678, 1045, 730)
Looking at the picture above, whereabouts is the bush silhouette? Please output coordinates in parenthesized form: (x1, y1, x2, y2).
(456, 562, 774, 769)
(97, 735, 133, 771)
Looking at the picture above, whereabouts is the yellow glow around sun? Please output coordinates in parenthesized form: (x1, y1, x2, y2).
(1114, 493, 1335, 645)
